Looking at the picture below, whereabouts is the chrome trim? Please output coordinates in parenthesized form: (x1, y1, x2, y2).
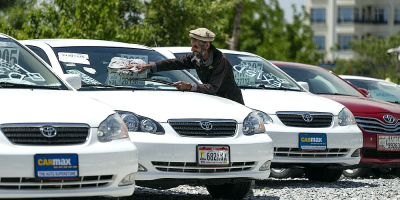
(0, 123, 91, 145)
(168, 119, 238, 137)
(355, 117, 400, 134)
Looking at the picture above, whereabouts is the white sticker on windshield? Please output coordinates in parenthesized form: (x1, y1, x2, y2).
(0, 47, 19, 65)
(67, 69, 102, 85)
(119, 54, 148, 64)
(58, 53, 90, 65)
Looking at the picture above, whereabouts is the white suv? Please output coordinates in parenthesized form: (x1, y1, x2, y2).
(0, 34, 138, 198)
(154, 47, 364, 182)
(21, 39, 274, 199)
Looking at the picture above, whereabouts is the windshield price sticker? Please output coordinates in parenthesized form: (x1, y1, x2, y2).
(58, 52, 90, 65)
(119, 54, 148, 64)
(106, 70, 146, 86)
(0, 48, 19, 66)
(378, 135, 400, 151)
(299, 133, 327, 151)
(35, 154, 79, 180)
(197, 145, 230, 166)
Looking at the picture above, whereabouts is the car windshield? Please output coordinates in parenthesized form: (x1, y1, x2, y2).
(345, 78, 400, 103)
(0, 36, 66, 89)
(186, 52, 301, 91)
(277, 65, 364, 97)
(51, 47, 196, 91)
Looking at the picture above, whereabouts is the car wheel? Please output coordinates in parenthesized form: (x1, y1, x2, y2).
(342, 168, 372, 178)
(303, 167, 343, 182)
(371, 168, 393, 178)
(270, 168, 304, 178)
(205, 180, 254, 199)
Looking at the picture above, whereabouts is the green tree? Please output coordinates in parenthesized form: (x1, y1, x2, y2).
(332, 33, 400, 83)
(132, 0, 239, 47)
(221, 0, 323, 64)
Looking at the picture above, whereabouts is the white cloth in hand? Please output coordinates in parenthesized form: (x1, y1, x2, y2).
(108, 57, 145, 76)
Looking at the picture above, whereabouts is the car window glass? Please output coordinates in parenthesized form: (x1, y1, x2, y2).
(0, 37, 65, 89)
(25, 45, 52, 65)
(278, 65, 364, 97)
(346, 78, 400, 102)
(52, 47, 196, 90)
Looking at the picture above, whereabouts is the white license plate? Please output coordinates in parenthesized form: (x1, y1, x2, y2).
(197, 145, 230, 166)
(378, 135, 400, 151)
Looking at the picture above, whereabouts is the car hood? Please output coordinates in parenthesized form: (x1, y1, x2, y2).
(241, 89, 345, 115)
(81, 90, 251, 123)
(320, 94, 400, 115)
(0, 90, 115, 126)
(80, 90, 252, 122)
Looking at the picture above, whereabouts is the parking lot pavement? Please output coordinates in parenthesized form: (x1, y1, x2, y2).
(16, 176, 400, 200)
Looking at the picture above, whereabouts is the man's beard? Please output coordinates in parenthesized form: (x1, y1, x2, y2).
(194, 46, 206, 60)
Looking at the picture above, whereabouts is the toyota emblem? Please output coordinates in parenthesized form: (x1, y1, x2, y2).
(383, 115, 395, 123)
(40, 126, 57, 138)
(200, 121, 213, 131)
(302, 114, 313, 122)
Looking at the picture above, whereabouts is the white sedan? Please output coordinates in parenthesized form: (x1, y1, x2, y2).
(21, 39, 274, 199)
(0, 34, 138, 198)
(154, 47, 364, 182)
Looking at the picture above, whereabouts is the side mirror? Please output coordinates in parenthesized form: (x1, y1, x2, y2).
(297, 81, 309, 91)
(358, 88, 369, 96)
(62, 74, 82, 90)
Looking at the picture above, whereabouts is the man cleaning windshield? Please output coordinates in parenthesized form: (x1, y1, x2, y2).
(126, 27, 244, 105)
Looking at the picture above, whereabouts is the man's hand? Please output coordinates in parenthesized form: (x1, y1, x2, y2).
(126, 64, 151, 73)
(172, 81, 192, 91)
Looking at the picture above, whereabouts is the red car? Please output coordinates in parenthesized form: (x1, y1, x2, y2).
(273, 61, 400, 178)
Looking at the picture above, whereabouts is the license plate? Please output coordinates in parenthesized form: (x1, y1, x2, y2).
(35, 154, 79, 180)
(299, 133, 327, 151)
(377, 135, 400, 151)
(197, 145, 230, 167)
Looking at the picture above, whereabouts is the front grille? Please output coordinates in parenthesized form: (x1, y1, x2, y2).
(355, 117, 400, 134)
(274, 147, 349, 157)
(169, 119, 237, 137)
(277, 112, 333, 128)
(0, 175, 113, 190)
(362, 148, 400, 159)
(1, 124, 90, 145)
(152, 161, 255, 173)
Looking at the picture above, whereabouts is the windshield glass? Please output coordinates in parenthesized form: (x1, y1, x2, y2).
(345, 78, 400, 103)
(0, 36, 66, 89)
(186, 52, 301, 91)
(52, 47, 196, 90)
(277, 65, 364, 97)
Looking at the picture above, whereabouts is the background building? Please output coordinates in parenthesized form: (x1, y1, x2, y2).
(305, 0, 400, 66)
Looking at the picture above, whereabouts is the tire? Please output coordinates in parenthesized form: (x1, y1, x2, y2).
(303, 167, 343, 182)
(270, 168, 304, 178)
(342, 168, 372, 178)
(206, 180, 254, 200)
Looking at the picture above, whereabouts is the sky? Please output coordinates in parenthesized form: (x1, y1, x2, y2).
(279, 0, 305, 23)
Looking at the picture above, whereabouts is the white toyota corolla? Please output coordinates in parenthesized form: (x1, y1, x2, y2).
(0, 34, 138, 198)
(154, 47, 364, 182)
(21, 39, 274, 199)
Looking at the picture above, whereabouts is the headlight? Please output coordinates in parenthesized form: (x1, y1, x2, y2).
(117, 111, 165, 134)
(253, 109, 273, 124)
(243, 111, 266, 135)
(338, 107, 356, 126)
(97, 113, 129, 142)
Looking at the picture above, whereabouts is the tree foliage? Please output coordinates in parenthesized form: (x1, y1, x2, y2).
(0, 0, 322, 65)
(332, 33, 400, 83)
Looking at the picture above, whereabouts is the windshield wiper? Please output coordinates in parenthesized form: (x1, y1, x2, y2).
(0, 82, 62, 90)
(388, 101, 400, 104)
(135, 78, 174, 86)
(81, 83, 118, 88)
(239, 84, 301, 91)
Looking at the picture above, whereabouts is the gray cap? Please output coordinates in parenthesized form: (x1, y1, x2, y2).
(189, 28, 215, 42)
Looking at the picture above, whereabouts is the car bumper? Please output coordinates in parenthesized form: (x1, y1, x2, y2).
(0, 130, 138, 198)
(130, 124, 274, 181)
(360, 131, 400, 165)
(266, 122, 363, 166)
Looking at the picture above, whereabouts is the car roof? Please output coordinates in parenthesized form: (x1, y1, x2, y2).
(339, 75, 385, 82)
(21, 38, 152, 50)
(154, 46, 259, 57)
(269, 60, 323, 69)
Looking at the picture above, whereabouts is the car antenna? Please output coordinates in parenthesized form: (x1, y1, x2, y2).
(149, 25, 158, 47)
